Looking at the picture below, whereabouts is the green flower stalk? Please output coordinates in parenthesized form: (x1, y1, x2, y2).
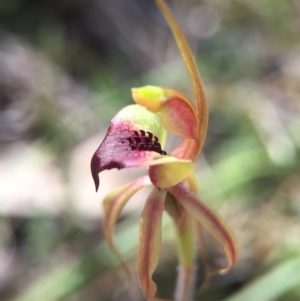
(90, 0, 238, 300)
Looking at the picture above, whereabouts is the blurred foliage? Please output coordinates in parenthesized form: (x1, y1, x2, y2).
(0, 0, 300, 301)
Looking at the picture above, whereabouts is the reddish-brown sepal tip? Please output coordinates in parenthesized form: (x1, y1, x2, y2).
(91, 152, 100, 192)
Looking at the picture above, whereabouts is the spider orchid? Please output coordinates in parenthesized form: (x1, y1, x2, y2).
(90, 0, 238, 300)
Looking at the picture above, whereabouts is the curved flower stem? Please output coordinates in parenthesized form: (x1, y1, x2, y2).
(175, 265, 195, 301)
(174, 214, 195, 301)
(165, 192, 195, 301)
(154, 0, 208, 156)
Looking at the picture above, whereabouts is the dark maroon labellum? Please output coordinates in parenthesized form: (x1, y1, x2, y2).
(91, 126, 167, 192)
(123, 130, 167, 155)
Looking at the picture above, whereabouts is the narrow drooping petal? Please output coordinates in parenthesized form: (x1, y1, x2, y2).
(184, 174, 211, 287)
(138, 187, 167, 300)
(102, 175, 151, 276)
(91, 104, 166, 191)
(169, 183, 238, 273)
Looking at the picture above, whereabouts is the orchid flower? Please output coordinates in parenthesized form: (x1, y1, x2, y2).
(90, 0, 238, 300)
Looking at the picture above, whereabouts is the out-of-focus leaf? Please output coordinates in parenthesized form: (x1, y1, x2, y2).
(10, 216, 173, 301)
(223, 257, 300, 301)
(200, 147, 271, 201)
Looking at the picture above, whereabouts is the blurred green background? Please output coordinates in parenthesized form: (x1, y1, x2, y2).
(0, 0, 300, 300)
